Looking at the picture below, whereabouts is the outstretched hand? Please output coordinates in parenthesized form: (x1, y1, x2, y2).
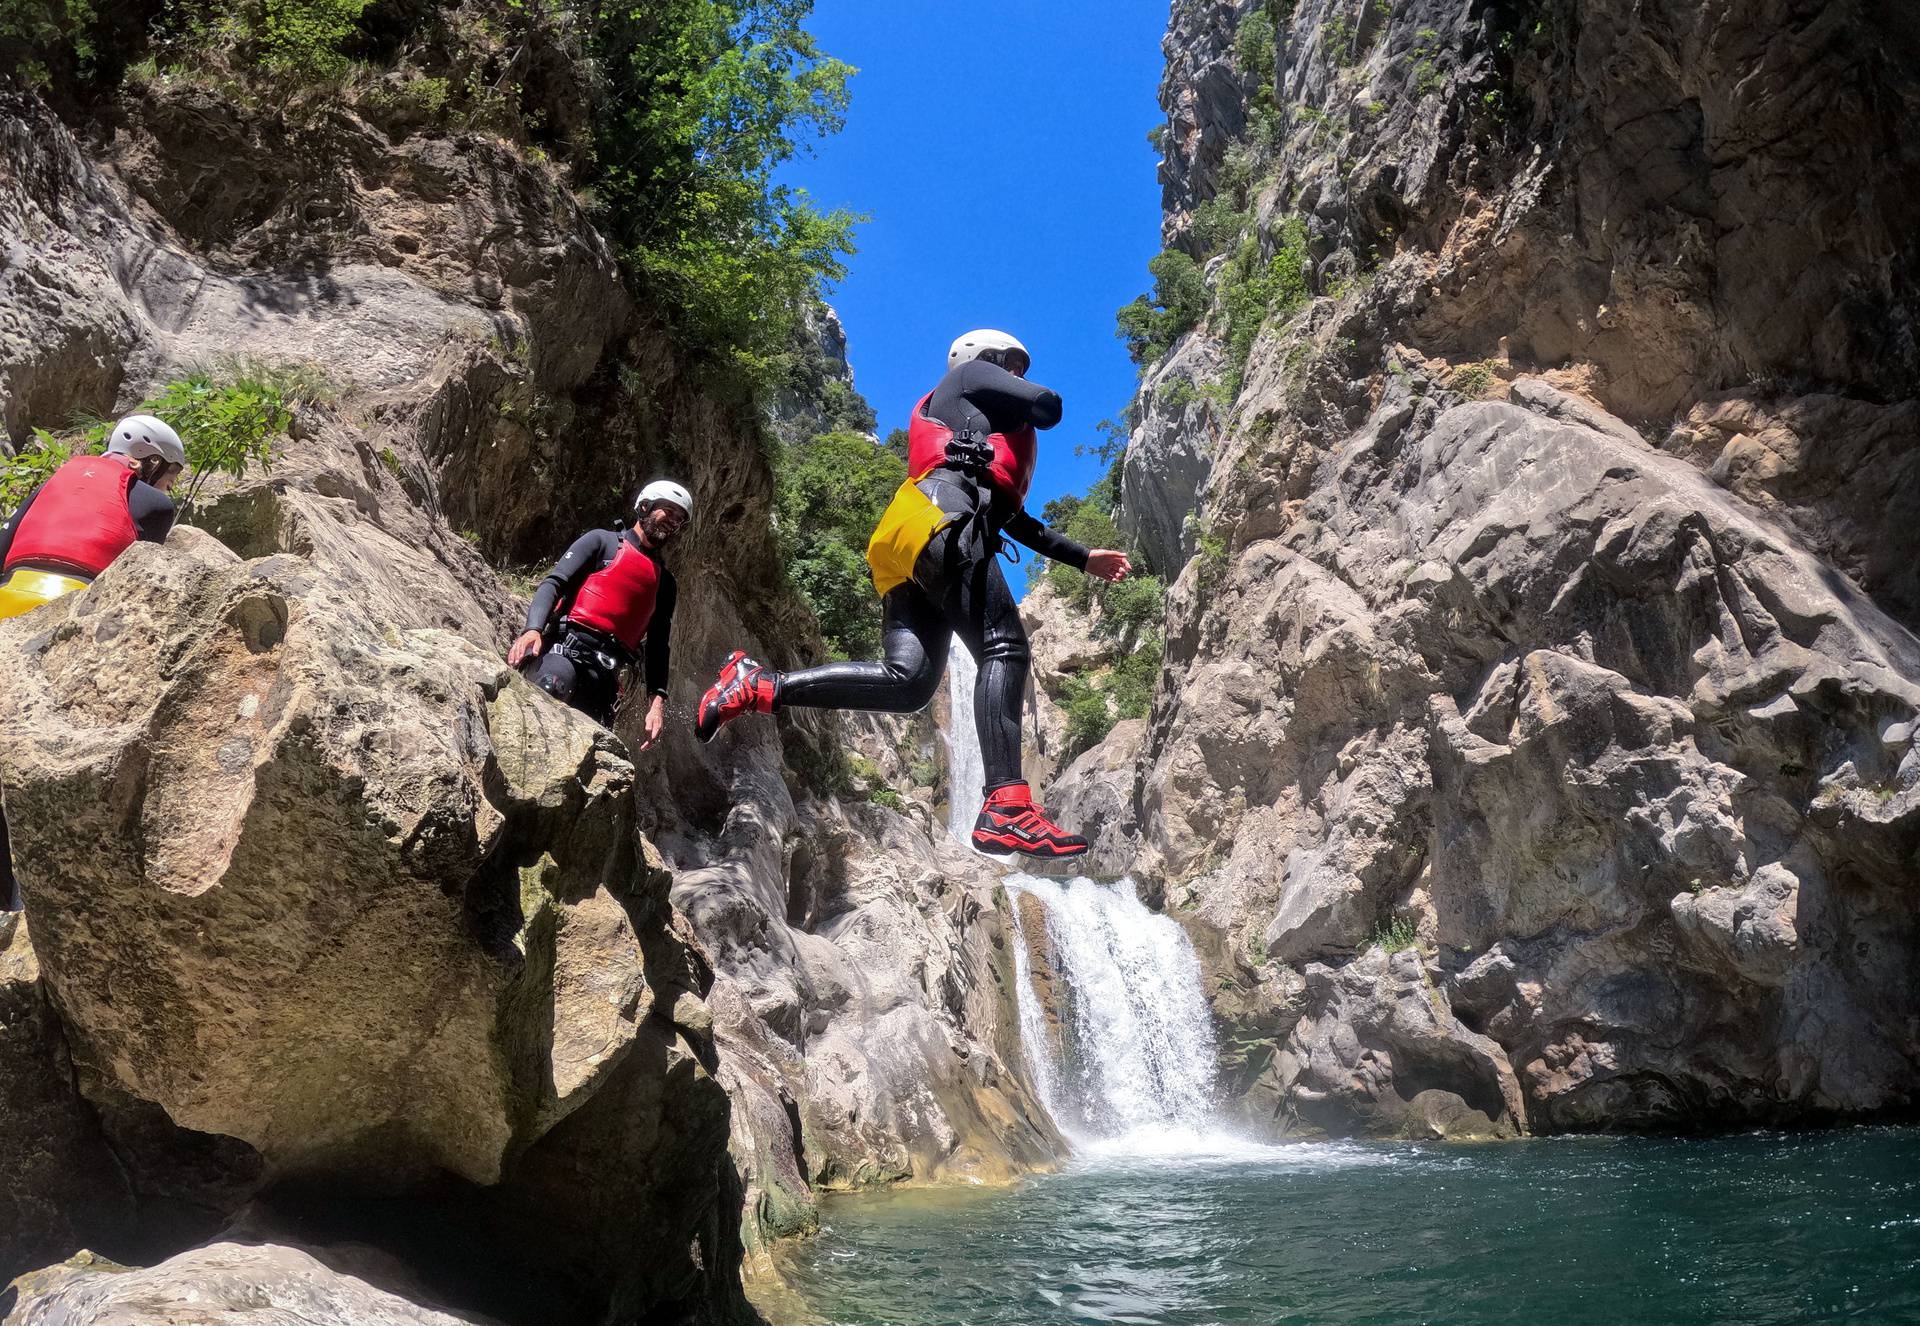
(507, 629, 543, 667)
(640, 694, 666, 750)
(1086, 549, 1132, 584)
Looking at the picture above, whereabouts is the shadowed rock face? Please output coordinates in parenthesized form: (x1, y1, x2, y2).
(1050, 0, 1920, 1138)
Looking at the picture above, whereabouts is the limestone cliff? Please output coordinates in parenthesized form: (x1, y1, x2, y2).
(1057, 0, 1920, 1138)
(0, 24, 1053, 1320)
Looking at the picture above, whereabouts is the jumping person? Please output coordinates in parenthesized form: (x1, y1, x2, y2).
(0, 414, 185, 620)
(507, 480, 688, 742)
(694, 330, 1131, 858)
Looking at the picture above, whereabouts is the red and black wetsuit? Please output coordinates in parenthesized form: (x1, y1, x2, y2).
(775, 359, 1089, 792)
(523, 527, 677, 724)
(0, 456, 176, 578)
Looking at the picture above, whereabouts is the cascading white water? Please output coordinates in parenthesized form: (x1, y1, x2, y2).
(1002, 893, 1060, 1116)
(942, 637, 1225, 1148)
(1005, 872, 1220, 1144)
(945, 639, 984, 840)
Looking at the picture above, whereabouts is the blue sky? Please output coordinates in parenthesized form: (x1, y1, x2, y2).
(780, 2, 1169, 533)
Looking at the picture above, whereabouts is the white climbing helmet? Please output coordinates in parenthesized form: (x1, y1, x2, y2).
(947, 329, 1030, 373)
(635, 479, 693, 519)
(104, 414, 187, 468)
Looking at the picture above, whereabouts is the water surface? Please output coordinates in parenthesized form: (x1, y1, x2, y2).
(779, 1128, 1920, 1325)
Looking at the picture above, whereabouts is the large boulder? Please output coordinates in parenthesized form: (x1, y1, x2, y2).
(3, 1244, 497, 1325)
(0, 531, 747, 1321)
(1265, 948, 1524, 1140)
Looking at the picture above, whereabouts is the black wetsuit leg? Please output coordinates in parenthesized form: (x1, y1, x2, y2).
(527, 645, 620, 725)
(774, 522, 1030, 790)
(775, 584, 952, 713)
(935, 535, 1029, 792)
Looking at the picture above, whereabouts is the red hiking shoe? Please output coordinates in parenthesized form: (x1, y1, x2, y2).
(695, 650, 780, 743)
(971, 782, 1088, 859)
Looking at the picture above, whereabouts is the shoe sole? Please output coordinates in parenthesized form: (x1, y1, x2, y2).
(970, 831, 1088, 858)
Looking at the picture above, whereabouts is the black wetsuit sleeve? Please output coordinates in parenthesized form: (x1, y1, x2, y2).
(643, 571, 675, 698)
(0, 483, 45, 569)
(1002, 508, 1091, 570)
(128, 482, 175, 543)
(957, 359, 1063, 432)
(524, 530, 615, 633)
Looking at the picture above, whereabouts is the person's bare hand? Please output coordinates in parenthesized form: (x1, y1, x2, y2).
(1086, 549, 1133, 584)
(507, 630, 543, 667)
(640, 694, 666, 749)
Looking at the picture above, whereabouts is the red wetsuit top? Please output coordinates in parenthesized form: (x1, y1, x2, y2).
(907, 393, 1038, 503)
(2, 455, 141, 578)
(566, 532, 662, 652)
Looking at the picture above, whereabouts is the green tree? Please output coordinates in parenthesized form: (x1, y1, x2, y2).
(1115, 249, 1208, 365)
(583, 0, 860, 386)
(776, 430, 905, 657)
(1219, 216, 1311, 384)
(1060, 675, 1114, 759)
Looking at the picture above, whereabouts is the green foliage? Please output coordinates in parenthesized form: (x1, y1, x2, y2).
(1060, 676, 1115, 760)
(1096, 574, 1164, 648)
(1045, 501, 1123, 609)
(582, 0, 859, 389)
(1450, 360, 1500, 398)
(1411, 26, 1446, 95)
(3, 369, 288, 518)
(1197, 527, 1229, 591)
(775, 430, 905, 658)
(358, 73, 450, 127)
(0, 432, 73, 513)
(869, 785, 905, 812)
(1234, 4, 1276, 86)
(906, 755, 941, 788)
(168, 0, 374, 87)
(1200, 375, 1239, 417)
(1159, 377, 1200, 411)
(1217, 216, 1311, 390)
(1372, 916, 1419, 953)
(141, 372, 292, 511)
(1146, 123, 1168, 152)
(1322, 14, 1356, 65)
(1107, 628, 1162, 719)
(1190, 195, 1249, 258)
(0, 0, 99, 83)
(1116, 249, 1208, 366)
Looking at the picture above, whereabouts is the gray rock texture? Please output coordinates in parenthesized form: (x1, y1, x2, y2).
(4, 1244, 498, 1326)
(0, 531, 745, 1323)
(1063, 0, 1920, 1138)
(0, 61, 1054, 1322)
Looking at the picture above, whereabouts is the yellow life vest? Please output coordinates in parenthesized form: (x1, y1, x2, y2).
(865, 479, 955, 596)
(0, 568, 90, 620)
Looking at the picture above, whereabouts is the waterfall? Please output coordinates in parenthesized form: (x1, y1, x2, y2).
(944, 639, 1228, 1152)
(945, 640, 984, 840)
(1005, 873, 1220, 1145)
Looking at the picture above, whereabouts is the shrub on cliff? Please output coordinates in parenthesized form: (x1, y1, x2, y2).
(0, 368, 294, 513)
(1116, 250, 1208, 365)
